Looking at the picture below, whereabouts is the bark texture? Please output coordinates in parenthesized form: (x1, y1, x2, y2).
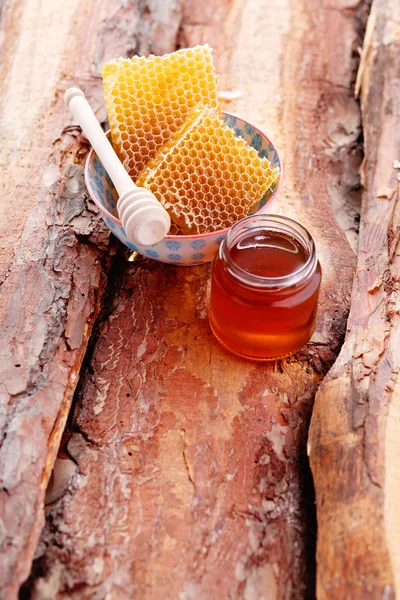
(24, 1, 365, 599)
(0, 1, 116, 597)
(308, 1, 400, 598)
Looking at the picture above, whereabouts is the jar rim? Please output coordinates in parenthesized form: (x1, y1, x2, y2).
(220, 214, 317, 289)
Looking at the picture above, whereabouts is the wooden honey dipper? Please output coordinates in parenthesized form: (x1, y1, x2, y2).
(64, 88, 171, 246)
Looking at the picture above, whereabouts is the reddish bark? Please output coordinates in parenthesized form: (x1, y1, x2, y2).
(0, 0, 115, 596)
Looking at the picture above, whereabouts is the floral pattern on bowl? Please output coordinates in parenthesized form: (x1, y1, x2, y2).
(85, 112, 282, 266)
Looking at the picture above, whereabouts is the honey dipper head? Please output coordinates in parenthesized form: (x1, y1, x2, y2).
(117, 188, 171, 246)
(134, 216, 170, 246)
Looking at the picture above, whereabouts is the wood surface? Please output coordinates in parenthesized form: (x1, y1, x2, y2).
(9, 1, 367, 599)
(308, 1, 400, 598)
(0, 1, 115, 597)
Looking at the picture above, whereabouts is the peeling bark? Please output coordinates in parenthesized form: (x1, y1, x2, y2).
(24, 1, 367, 599)
(0, 1, 116, 597)
(308, 1, 400, 598)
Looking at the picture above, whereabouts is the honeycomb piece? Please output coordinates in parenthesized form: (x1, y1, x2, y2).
(168, 222, 187, 235)
(136, 105, 280, 235)
(102, 45, 219, 180)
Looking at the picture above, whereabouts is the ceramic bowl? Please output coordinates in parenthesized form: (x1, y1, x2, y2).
(85, 112, 282, 265)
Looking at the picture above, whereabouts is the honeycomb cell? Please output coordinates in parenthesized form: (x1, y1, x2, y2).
(136, 104, 280, 234)
(192, 157, 201, 168)
(228, 163, 237, 173)
(102, 45, 220, 179)
(169, 222, 186, 235)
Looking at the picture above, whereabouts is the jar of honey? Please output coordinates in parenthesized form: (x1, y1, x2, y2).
(209, 214, 322, 360)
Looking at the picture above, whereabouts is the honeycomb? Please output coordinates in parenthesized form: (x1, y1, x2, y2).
(168, 222, 186, 235)
(102, 45, 220, 180)
(136, 105, 280, 235)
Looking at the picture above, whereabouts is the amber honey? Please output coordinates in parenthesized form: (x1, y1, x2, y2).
(209, 215, 322, 360)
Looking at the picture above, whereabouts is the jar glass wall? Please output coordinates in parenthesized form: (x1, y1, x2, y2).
(209, 214, 322, 360)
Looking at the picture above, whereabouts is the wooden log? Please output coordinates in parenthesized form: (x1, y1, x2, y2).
(25, 1, 365, 599)
(0, 1, 118, 597)
(308, 0, 400, 597)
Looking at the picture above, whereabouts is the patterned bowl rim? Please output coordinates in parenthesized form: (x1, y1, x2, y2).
(84, 111, 283, 240)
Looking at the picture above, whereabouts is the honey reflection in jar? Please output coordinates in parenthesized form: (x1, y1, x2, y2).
(209, 215, 322, 360)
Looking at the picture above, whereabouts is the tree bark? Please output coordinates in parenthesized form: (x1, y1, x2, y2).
(21, 1, 366, 599)
(308, 1, 400, 598)
(0, 1, 115, 597)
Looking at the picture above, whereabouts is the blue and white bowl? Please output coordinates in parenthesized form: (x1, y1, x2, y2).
(85, 112, 282, 266)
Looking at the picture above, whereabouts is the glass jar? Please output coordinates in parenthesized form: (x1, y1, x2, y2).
(209, 214, 322, 360)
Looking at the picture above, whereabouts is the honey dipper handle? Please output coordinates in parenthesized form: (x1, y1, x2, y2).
(64, 88, 133, 196)
(64, 88, 171, 246)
